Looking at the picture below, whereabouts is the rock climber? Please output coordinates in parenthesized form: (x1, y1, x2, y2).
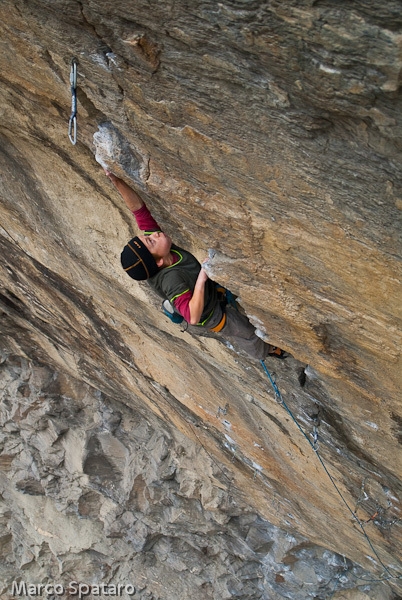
(105, 170, 287, 361)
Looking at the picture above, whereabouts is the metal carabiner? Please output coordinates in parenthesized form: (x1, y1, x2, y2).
(68, 58, 78, 145)
(68, 115, 77, 145)
(70, 58, 77, 89)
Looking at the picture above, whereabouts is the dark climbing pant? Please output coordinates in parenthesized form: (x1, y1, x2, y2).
(190, 304, 273, 361)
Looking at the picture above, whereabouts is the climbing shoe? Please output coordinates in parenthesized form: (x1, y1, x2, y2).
(267, 347, 288, 359)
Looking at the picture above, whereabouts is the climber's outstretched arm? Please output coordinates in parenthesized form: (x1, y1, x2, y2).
(104, 170, 144, 212)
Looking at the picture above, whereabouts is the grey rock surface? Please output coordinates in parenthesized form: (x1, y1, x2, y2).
(0, 355, 394, 600)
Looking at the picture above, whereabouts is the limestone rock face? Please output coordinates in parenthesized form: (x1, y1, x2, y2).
(0, 1, 401, 598)
(2, 355, 392, 600)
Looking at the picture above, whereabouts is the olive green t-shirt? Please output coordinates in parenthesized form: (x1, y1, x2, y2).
(147, 244, 218, 325)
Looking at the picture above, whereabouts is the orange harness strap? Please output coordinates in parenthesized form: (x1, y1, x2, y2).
(209, 312, 226, 333)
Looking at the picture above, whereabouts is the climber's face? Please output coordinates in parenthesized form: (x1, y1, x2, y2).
(139, 231, 172, 261)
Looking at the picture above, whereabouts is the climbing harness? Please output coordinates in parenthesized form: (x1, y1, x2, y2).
(161, 284, 236, 330)
(260, 359, 401, 582)
(210, 312, 227, 333)
(208, 285, 238, 332)
(68, 58, 78, 145)
(216, 285, 238, 310)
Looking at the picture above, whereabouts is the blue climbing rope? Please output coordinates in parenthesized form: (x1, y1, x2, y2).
(260, 359, 401, 582)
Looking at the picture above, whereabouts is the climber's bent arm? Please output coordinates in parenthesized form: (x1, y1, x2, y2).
(188, 268, 208, 325)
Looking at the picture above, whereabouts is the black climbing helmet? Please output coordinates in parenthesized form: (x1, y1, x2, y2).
(121, 236, 159, 280)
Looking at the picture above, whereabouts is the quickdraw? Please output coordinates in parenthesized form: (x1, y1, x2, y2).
(311, 409, 321, 452)
(68, 58, 78, 145)
(260, 359, 399, 581)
